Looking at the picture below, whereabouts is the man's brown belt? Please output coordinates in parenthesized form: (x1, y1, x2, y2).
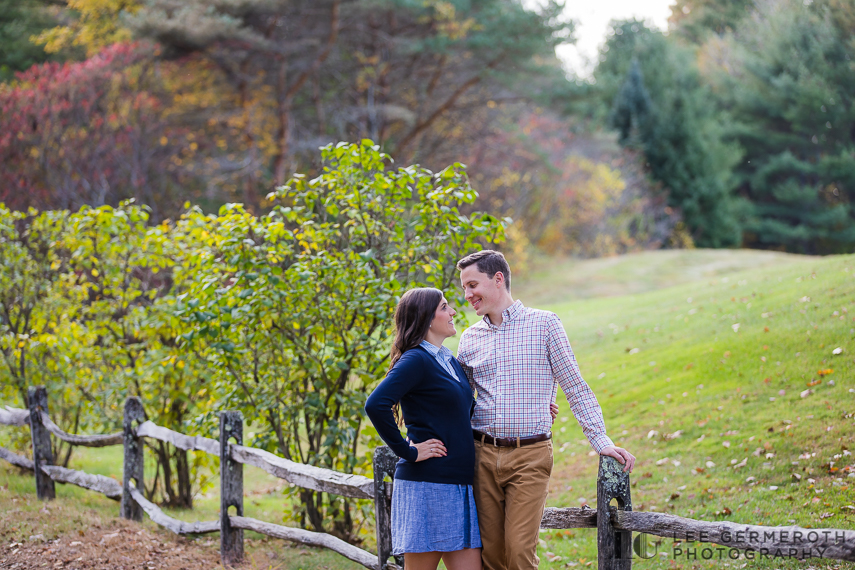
(473, 429, 552, 448)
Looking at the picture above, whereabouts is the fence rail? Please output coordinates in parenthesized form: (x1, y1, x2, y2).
(1, 387, 854, 569)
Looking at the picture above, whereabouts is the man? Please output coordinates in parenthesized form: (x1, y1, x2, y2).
(456, 250, 635, 570)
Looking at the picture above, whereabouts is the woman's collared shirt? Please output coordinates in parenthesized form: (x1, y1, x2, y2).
(419, 340, 461, 383)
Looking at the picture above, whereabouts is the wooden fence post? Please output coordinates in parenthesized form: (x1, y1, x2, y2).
(27, 386, 55, 500)
(220, 411, 244, 567)
(121, 397, 145, 521)
(373, 446, 403, 570)
(597, 455, 632, 570)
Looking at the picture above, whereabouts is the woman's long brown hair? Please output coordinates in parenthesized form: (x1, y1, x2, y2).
(389, 287, 443, 426)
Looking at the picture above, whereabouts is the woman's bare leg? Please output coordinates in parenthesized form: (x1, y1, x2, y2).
(442, 547, 482, 570)
(404, 552, 444, 570)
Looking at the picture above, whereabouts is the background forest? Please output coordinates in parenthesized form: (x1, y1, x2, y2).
(1, 0, 855, 549)
(4, 0, 853, 257)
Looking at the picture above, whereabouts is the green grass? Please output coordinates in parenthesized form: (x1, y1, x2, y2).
(514, 248, 809, 306)
(517, 252, 855, 569)
(3, 249, 854, 569)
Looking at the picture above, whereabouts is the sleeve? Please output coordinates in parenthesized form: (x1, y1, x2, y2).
(364, 352, 422, 462)
(546, 313, 615, 453)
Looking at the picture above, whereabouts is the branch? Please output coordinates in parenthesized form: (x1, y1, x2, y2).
(395, 62, 496, 158)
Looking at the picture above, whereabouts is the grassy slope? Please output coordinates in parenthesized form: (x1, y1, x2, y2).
(510, 252, 855, 569)
(3, 249, 854, 569)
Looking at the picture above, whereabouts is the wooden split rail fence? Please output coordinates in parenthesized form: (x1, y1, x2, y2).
(1, 386, 854, 569)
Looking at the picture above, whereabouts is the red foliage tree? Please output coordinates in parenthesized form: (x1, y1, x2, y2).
(0, 43, 186, 217)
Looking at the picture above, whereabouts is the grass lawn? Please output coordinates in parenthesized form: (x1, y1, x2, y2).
(2, 248, 853, 569)
(512, 251, 855, 569)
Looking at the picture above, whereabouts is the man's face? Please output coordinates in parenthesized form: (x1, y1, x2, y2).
(460, 265, 503, 317)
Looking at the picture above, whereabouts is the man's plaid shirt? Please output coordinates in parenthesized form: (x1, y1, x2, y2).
(457, 300, 614, 452)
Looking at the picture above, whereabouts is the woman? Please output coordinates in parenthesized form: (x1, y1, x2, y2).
(365, 288, 481, 570)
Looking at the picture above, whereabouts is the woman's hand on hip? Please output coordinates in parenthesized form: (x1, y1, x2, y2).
(410, 438, 447, 461)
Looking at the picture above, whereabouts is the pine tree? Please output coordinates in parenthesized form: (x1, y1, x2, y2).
(713, 0, 855, 253)
(0, 0, 60, 81)
(598, 20, 743, 247)
(610, 59, 651, 147)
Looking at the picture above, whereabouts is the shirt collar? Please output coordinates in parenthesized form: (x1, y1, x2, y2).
(484, 299, 524, 328)
(420, 340, 453, 361)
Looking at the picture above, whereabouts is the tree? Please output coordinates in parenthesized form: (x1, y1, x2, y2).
(0, 0, 61, 81)
(708, 0, 855, 253)
(0, 42, 197, 218)
(595, 20, 743, 247)
(32, 0, 141, 56)
(0, 202, 215, 504)
(123, 0, 574, 204)
(668, 0, 755, 44)
(461, 109, 675, 258)
(610, 60, 651, 147)
(57, 203, 213, 507)
(173, 140, 505, 540)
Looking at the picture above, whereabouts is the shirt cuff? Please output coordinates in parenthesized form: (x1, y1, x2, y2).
(589, 433, 615, 454)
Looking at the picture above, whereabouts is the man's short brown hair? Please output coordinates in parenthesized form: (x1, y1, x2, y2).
(456, 250, 511, 292)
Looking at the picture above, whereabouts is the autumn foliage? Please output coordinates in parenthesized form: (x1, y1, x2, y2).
(0, 42, 189, 217)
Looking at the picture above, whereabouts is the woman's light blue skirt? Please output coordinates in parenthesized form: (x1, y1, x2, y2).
(391, 479, 482, 555)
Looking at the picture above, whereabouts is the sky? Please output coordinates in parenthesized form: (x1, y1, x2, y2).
(556, 0, 676, 77)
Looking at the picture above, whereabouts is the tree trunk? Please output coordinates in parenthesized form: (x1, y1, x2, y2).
(300, 489, 326, 533)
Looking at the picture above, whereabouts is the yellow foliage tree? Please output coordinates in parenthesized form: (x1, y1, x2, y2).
(33, 0, 140, 56)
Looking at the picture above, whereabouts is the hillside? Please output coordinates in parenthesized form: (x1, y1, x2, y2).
(513, 249, 810, 306)
(517, 251, 854, 569)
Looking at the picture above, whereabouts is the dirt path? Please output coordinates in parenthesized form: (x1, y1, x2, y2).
(0, 495, 225, 570)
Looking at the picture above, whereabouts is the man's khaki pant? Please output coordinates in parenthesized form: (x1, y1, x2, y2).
(473, 438, 553, 570)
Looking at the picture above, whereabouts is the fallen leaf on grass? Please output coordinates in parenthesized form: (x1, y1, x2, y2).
(800, 389, 814, 398)
(832, 347, 843, 355)
(807, 379, 822, 387)
(817, 369, 833, 376)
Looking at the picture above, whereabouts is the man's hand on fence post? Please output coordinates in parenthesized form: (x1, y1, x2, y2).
(600, 446, 636, 473)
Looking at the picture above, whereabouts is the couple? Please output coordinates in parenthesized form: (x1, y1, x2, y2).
(365, 250, 636, 570)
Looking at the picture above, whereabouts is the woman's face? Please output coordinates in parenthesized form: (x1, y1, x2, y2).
(429, 296, 457, 339)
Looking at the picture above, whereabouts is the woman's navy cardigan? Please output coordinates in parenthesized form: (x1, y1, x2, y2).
(364, 346, 476, 486)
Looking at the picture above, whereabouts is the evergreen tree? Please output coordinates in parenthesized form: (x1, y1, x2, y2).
(597, 20, 743, 247)
(668, 0, 755, 44)
(0, 0, 60, 81)
(610, 59, 651, 146)
(713, 0, 855, 253)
